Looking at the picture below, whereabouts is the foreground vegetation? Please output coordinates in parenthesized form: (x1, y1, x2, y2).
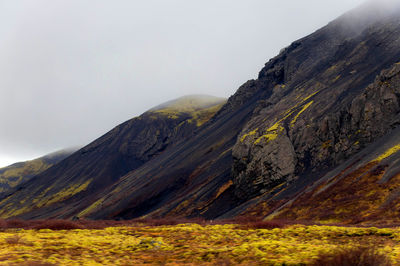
(0, 219, 399, 265)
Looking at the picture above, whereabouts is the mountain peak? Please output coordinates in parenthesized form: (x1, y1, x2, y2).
(149, 95, 226, 113)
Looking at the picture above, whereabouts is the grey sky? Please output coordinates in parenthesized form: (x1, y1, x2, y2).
(0, 0, 367, 167)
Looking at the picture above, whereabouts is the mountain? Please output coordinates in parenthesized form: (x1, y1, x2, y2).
(0, 149, 76, 194)
(0, 95, 226, 219)
(1, 1, 400, 224)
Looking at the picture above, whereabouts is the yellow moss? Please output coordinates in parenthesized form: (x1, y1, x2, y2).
(37, 179, 92, 208)
(301, 90, 320, 103)
(0, 196, 10, 206)
(0, 159, 52, 191)
(218, 148, 232, 158)
(245, 91, 319, 145)
(333, 75, 341, 82)
(372, 143, 400, 163)
(152, 96, 226, 124)
(254, 122, 284, 145)
(240, 128, 258, 142)
(0, 224, 397, 265)
(152, 101, 225, 127)
(188, 103, 226, 127)
(153, 109, 180, 119)
(327, 65, 337, 71)
(78, 198, 104, 217)
(290, 101, 313, 127)
(1, 205, 34, 219)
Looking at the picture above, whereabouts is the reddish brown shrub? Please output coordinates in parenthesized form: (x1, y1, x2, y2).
(0, 219, 7, 229)
(77, 219, 109, 229)
(77, 219, 130, 229)
(244, 220, 287, 229)
(5, 219, 29, 229)
(132, 217, 207, 226)
(208, 216, 262, 226)
(210, 216, 294, 229)
(0, 217, 301, 230)
(312, 246, 392, 266)
(31, 220, 84, 230)
(230, 216, 262, 224)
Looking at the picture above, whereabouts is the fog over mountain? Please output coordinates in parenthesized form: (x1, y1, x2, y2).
(0, 0, 367, 167)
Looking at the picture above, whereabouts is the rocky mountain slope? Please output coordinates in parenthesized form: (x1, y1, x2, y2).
(0, 149, 76, 194)
(0, 95, 226, 219)
(1, 1, 400, 224)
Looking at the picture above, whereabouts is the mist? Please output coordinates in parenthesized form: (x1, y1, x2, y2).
(0, 0, 370, 167)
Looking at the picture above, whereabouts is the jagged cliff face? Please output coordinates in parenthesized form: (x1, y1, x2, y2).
(232, 3, 400, 201)
(267, 68, 400, 224)
(228, 64, 400, 224)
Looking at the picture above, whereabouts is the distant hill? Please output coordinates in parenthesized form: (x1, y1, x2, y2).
(0, 149, 77, 194)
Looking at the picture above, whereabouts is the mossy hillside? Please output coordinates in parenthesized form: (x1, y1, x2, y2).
(150, 95, 226, 126)
(150, 95, 226, 114)
(0, 149, 76, 194)
(0, 159, 50, 193)
(0, 179, 92, 219)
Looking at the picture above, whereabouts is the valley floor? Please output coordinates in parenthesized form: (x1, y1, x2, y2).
(0, 222, 399, 265)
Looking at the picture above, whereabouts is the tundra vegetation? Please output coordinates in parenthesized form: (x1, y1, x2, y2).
(0, 218, 398, 265)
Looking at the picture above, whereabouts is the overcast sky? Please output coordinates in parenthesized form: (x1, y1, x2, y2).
(0, 0, 367, 167)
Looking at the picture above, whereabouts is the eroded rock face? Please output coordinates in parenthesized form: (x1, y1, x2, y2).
(233, 62, 400, 200)
(233, 133, 297, 199)
(232, 10, 400, 199)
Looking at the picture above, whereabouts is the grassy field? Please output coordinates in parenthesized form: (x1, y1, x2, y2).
(0, 220, 399, 265)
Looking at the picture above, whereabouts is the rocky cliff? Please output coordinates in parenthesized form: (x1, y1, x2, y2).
(232, 2, 400, 201)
